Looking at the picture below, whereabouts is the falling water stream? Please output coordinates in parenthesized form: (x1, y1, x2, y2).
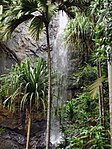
(51, 11, 68, 147)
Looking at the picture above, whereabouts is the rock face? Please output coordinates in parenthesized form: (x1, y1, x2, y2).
(0, 105, 47, 149)
(0, 120, 47, 149)
(0, 137, 23, 149)
(66, 44, 79, 99)
(5, 17, 58, 61)
(0, 51, 12, 74)
(0, 42, 19, 74)
(5, 23, 39, 61)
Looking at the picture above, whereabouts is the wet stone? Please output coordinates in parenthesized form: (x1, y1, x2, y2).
(0, 137, 23, 149)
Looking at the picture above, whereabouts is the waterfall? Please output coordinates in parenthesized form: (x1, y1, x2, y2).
(51, 11, 68, 147)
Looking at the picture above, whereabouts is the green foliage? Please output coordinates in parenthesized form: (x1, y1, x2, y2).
(65, 126, 110, 149)
(89, 76, 105, 98)
(64, 13, 94, 45)
(0, 57, 48, 112)
(64, 100, 74, 121)
(91, 0, 112, 61)
(29, 16, 44, 41)
(73, 64, 97, 89)
(57, 92, 110, 148)
(56, 0, 111, 148)
(64, 4, 95, 64)
(62, 93, 99, 131)
(66, 137, 83, 149)
(0, 0, 56, 40)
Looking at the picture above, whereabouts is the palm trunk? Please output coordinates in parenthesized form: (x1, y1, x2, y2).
(107, 50, 112, 149)
(26, 108, 31, 149)
(45, 5, 52, 149)
(97, 61, 104, 126)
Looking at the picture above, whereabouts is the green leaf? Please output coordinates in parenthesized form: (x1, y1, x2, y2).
(29, 16, 43, 41)
(20, 92, 29, 110)
(89, 76, 104, 98)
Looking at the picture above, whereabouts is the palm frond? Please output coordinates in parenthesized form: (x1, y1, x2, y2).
(89, 76, 104, 98)
(20, 0, 38, 14)
(38, 0, 47, 8)
(20, 93, 29, 110)
(48, 3, 57, 19)
(0, 0, 12, 7)
(29, 16, 44, 41)
(30, 92, 34, 112)
(1, 14, 33, 40)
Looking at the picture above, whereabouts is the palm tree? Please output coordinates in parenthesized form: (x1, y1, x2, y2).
(0, 1, 56, 148)
(0, 57, 48, 149)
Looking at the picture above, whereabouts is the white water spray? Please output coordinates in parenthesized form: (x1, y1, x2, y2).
(51, 11, 68, 147)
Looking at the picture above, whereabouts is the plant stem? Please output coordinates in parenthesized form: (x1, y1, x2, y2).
(45, 4, 52, 149)
(26, 108, 31, 149)
(107, 50, 112, 149)
(97, 60, 104, 126)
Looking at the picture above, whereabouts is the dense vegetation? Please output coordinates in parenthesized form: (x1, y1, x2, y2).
(0, 0, 112, 149)
(56, 0, 112, 148)
(0, 57, 48, 148)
